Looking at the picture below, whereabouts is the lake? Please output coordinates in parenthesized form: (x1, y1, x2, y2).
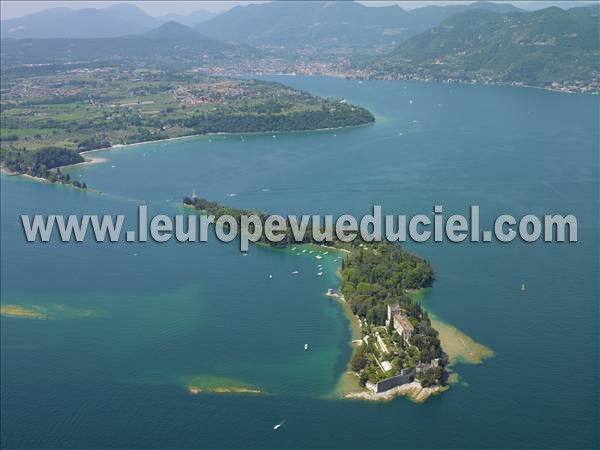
(1, 76, 598, 449)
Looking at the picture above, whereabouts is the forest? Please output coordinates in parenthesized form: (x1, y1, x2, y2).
(2, 147, 87, 189)
(342, 242, 445, 386)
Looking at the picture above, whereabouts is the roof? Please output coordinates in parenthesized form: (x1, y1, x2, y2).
(388, 304, 401, 313)
(394, 314, 414, 333)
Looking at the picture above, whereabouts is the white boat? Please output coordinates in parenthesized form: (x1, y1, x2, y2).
(304, 344, 309, 351)
(521, 282, 527, 291)
(273, 421, 284, 430)
(269, 274, 273, 279)
(292, 271, 299, 275)
(315, 255, 323, 260)
(323, 252, 328, 255)
(317, 272, 323, 276)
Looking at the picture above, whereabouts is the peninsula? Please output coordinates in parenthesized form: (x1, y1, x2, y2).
(0, 67, 374, 184)
(183, 195, 449, 402)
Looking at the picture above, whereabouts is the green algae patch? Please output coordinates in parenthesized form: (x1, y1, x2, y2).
(1, 304, 99, 320)
(1, 305, 49, 319)
(183, 375, 264, 395)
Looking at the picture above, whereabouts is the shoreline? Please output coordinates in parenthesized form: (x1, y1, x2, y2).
(1, 167, 48, 184)
(2, 121, 374, 178)
(61, 155, 108, 169)
(234, 71, 598, 95)
(343, 381, 449, 403)
(78, 121, 374, 159)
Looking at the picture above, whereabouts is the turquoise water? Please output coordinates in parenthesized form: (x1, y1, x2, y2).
(1, 77, 598, 449)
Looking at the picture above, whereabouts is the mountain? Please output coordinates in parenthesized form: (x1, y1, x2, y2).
(0, 5, 218, 39)
(142, 21, 205, 39)
(194, 0, 525, 49)
(0, 1, 526, 44)
(0, 4, 158, 39)
(197, 1, 410, 49)
(156, 10, 217, 27)
(406, 1, 522, 28)
(369, 5, 600, 87)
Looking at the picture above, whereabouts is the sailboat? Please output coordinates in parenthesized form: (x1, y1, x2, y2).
(521, 282, 527, 291)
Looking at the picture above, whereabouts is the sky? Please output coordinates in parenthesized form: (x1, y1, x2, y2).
(1, 0, 597, 20)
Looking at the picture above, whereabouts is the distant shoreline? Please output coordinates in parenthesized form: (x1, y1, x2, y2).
(1, 121, 374, 179)
(227, 71, 598, 96)
(78, 121, 374, 158)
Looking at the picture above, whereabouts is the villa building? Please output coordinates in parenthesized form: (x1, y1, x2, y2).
(386, 304, 414, 345)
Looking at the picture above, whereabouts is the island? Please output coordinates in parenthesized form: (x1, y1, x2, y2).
(0, 67, 374, 185)
(183, 195, 450, 402)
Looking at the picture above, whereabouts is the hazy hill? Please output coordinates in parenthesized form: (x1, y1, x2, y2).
(157, 10, 216, 27)
(0, 4, 218, 39)
(0, 4, 157, 38)
(196, 1, 409, 48)
(370, 5, 599, 86)
(142, 21, 205, 39)
(0, 1, 525, 45)
(194, 0, 524, 49)
(406, 1, 521, 27)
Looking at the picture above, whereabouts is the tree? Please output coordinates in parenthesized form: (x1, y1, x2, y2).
(350, 345, 368, 372)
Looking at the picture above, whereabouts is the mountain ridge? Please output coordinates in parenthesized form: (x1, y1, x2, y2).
(0, 4, 219, 39)
(367, 5, 599, 89)
(194, 0, 525, 48)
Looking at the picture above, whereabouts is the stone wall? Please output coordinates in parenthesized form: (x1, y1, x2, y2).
(373, 368, 415, 393)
